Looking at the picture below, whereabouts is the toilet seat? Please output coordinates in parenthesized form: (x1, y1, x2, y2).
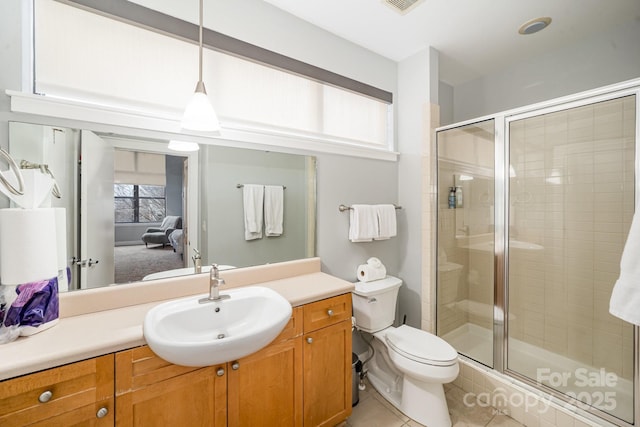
(385, 325, 458, 367)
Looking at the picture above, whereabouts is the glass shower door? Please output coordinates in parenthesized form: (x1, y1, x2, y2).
(436, 119, 495, 367)
(506, 95, 636, 423)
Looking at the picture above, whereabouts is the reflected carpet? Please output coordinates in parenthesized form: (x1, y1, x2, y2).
(114, 244, 184, 283)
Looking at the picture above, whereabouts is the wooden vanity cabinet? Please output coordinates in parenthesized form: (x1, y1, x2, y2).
(226, 306, 303, 427)
(0, 354, 114, 427)
(0, 292, 353, 427)
(302, 293, 353, 427)
(115, 345, 227, 426)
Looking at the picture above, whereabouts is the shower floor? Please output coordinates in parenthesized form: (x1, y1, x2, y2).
(442, 323, 633, 424)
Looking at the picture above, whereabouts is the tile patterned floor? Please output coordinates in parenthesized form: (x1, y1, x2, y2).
(342, 380, 525, 427)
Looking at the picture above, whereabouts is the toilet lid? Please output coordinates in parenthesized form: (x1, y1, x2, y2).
(385, 325, 458, 366)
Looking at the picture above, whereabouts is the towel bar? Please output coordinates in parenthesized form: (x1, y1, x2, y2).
(237, 184, 286, 189)
(339, 204, 402, 212)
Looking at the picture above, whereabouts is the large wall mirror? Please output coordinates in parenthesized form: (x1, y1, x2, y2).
(8, 121, 316, 291)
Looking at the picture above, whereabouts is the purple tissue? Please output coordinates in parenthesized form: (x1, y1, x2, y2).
(4, 277, 59, 328)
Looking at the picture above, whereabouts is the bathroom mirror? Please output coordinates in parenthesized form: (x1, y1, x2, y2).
(8, 121, 316, 291)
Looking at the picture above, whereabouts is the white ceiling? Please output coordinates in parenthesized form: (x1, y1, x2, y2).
(263, 0, 640, 86)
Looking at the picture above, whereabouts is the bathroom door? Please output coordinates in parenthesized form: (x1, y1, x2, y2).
(79, 130, 115, 289)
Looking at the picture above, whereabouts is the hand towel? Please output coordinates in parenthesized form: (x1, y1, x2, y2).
(349, 204, 378, 242)
(375, 204, 397, 240)
(242, 184, 264, 241)
(264, 185, 284, 237)
(610, 211, 640, 325)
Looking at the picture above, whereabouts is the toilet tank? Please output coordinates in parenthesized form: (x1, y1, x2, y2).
(352, 276, 402, 333)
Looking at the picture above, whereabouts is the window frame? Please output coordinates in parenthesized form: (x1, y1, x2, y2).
(114, 183, 166, 224)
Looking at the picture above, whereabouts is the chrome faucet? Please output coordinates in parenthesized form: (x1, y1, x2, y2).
(192, 249, 202, 274)
(199, 264, 230, 303)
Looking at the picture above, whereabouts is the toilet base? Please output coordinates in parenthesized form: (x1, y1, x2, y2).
(400, 375, 451, 427)
(365, 335, 453, 427)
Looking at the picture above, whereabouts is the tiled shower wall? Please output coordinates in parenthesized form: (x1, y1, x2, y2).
(508, 95, 636, 380)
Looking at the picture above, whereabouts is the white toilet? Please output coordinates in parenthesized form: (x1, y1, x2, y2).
(352, 276, 459, 427)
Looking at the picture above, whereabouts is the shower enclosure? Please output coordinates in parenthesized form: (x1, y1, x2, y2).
(436, 84, 638, 425)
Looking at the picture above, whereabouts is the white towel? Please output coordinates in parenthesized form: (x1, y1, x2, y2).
(349, 204, 378, 242)
(264, 185, 284, 237)
(610, 211, 640, 326)
(374, 204, 397, 240)
(242, 184, 264, 240)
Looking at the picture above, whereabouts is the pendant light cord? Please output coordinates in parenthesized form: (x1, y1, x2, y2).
(198, 0, 204, 84)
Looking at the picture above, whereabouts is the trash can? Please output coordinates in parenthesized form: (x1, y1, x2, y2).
(352, 353, 362, 406)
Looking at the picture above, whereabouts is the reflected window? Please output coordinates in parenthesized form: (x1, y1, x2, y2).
(114, 184, 166, 223)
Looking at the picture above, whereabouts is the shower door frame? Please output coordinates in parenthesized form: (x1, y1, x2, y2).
(501, 84, 640, 427)
(435, 78, 640, 427)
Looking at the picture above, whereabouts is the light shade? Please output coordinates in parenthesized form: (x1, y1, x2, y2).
(181, 82, 221, 133)
(168, 140, 200, 152)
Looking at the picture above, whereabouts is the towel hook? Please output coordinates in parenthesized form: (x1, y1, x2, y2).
(19, 160, 62, 199)
(0, 148, 25, 196)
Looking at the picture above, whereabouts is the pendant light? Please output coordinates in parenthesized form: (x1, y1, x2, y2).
(181, 0, 220, 133)
(168, 140, 200, 152)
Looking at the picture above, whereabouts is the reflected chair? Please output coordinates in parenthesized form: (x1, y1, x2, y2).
(141, 216, 182, 248)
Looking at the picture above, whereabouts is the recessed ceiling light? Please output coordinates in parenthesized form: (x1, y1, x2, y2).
(518, 17, 552, 35)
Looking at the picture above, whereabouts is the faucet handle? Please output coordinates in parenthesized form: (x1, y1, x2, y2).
(193, 248, 201, 258)
(211, 263, 219, 278)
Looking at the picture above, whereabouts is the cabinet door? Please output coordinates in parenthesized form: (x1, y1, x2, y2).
(227, 310, 303, 427)
(115, 346, 226, 427)
(0, 355, 114, 427)
(303, 319, 352, 427)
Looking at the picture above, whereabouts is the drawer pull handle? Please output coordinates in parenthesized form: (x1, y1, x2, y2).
(38, 390, 53, 403)
(327, 309, 334, 317)
(96, 407, 109, 419)
(307, 337, 313, 344)
(217, 368, 225, 376)
(232, 362, 240, 370)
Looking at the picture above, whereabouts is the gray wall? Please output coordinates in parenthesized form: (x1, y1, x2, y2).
(453, 20, 640, 122)
(314, 152, 400, 282)
(165, 155, 184, 217)
(0, 1, 29, 208)
(438, 81, 454, 127)
(202, 145, 310, 268)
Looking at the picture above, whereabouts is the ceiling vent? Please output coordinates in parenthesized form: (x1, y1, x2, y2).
(383, 0, 425, 14)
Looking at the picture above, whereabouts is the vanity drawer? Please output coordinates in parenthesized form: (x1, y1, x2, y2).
(116, 345, 209, 393)
(273, 306, 303, 343)
(0, 354, 114, 427)
(303, 293, 352, 333)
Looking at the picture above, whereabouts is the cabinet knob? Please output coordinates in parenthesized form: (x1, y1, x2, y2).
(38, 390, 53, 403)
(327, 309, 334, 317)
(96, 407, 109, 419)
(232, 362, 240, 370)
(216, 368, 225, 377)
(306, 337, 313, 344)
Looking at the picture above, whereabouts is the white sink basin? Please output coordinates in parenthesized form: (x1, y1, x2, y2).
(143, 286, 292, 367)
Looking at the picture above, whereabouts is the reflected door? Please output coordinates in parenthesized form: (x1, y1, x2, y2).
(79, 130, 115, 289)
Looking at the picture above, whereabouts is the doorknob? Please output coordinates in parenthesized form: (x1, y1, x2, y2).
(71, 257, 99, 267)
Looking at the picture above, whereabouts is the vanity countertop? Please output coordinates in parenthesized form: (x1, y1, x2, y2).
(0, 258, 355, 381)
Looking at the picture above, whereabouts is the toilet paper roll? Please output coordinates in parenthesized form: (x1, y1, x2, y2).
(357, 264, 386, 282)
(0, 208, 59, 285)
